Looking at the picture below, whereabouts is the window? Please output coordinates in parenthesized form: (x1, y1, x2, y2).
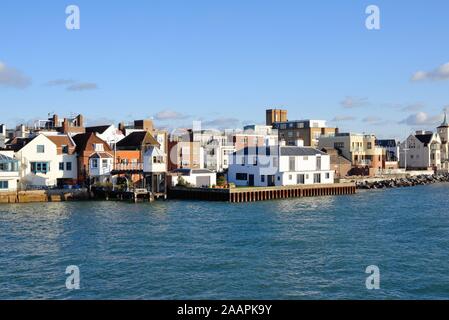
(236, 173, 248, 181)
(31, 162, 49, 174)
(303, 156, 308, 161)
(66, 162, 72, 171)
(102, 159, 108, 168)
(261, 175, 265, 183)
(0, 181, 9, 189)
(253, 156, 257, 166)
(289, 175, 293, 180)
(314, 173, 321, 184)
(316, 156, 322, 170)
(297, 174, 305, 184)
(62, 145, 69, 154)
(289, 157, 295, 171)
(59, 162, 64, 170)
(36, 145, 45, 153)
(334, 142, 344, 149)
(92, 159, 98, 168)
(367, 142, 372, 149)
(93, 144, 104, 152)
(325, 173, 330, 179)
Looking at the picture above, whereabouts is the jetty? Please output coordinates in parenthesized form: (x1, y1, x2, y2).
(168, 183, 356, 203)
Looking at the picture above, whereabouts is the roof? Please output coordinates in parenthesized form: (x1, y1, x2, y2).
(280, 146, 327, 156)
(438, 112, 448, 128)
(46, 135, 75, 148)
(144, 146, 165, 157)
(85, 125, 111, 134)
(90, 152, 113, 159)
(0, 154, 18, 163)
(3, 137, 33, 152)
(116, 131, 159, 150)
(172, 168, 214, 176)
(375, 139, 398, 148)
(415, 134, 434, 146)
(72, 132, 111, 153)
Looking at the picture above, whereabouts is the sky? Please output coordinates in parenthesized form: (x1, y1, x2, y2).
(1, 0, 449, 140)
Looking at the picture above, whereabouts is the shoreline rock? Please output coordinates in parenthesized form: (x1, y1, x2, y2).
(355, 173, 449, 190)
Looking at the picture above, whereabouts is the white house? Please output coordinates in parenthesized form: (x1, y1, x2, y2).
(228, 146, 334, 187)
(14, 134, 78, 188)
(399, 131, 442, 170)
(170, 169, 217, 188)
(89, 152, 114, 184)
(0, 151, 20, 192)
(143, 146, 167, 194)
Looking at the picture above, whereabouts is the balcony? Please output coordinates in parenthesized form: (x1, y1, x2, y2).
(114, 163, 143, 171)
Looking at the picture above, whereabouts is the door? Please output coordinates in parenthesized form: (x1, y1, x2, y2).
(196, 176, 211, 187)
(248, 174, 255, 186)
(268, 175, 275, 187)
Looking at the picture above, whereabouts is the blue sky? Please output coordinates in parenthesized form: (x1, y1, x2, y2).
(1, 0, 448, 139)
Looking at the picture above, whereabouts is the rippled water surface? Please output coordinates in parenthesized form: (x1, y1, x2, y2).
(1, 184, 449, 299)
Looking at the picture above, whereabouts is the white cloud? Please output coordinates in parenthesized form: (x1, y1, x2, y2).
(399, 112, 443, 126)
(362, 116, 382, 124)
(411, 62, 449, 81)
(340, 96, 370, 108)
(66, 82, 98, 91)
(45, 79, 76, 86)
(0, 61, 31, 89)
(332, 115, 356, 122)
(202, 117, 241, 129)
(154, 110, 188, 121)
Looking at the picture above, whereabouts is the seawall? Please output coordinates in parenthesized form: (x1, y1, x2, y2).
(0, 189, 90, 204)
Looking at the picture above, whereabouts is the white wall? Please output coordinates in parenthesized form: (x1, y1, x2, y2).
(171, 173, 216, 187)
(15, 134, 77, 187)
(228, 152, 334, 187)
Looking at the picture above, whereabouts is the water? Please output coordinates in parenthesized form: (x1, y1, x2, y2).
(1, 184, 449, 300)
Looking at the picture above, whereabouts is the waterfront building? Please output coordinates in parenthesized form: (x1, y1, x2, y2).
(88, 152, 114, 185)
(113, 131, 163, 187)
(399, 131, 442, 171)
(168, 140, 204, 170)
(13, 134, 77, 188)
(437, 112, 449, 171)
(170, 168, 216, 188)
(320, 147, 352, 179)
(142, 146, 167, 194)
(273, 119, 337, 148)
(318, 132, 385, 176)
(227, 143, 334, 187)
(0, 151, 19, 192)
(72, 132, 113, 185)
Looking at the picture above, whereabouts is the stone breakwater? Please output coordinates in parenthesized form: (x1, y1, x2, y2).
(356, 173, 449, 190)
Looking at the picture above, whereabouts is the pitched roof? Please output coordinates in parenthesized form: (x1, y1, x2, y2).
(85, 125, 111, 134)
(415, 134, 434, 146)
(4, 137, 33, 152)
(72, 132, 111, 153)
(90, 152, 113, 159)
(172, 168, 214, 175)
(280, 146, 327, 156)
(116, 131, 159, 149)
(46, 135, 75, 148)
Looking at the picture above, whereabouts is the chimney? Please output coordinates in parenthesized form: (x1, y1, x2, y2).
(52, 114, 59, 129)
(76, 114, 84, 127)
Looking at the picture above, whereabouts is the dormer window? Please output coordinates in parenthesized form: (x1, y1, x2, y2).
(93, 144, 104, 152)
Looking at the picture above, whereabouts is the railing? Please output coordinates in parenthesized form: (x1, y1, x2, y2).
(114, 163, 143, 171)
